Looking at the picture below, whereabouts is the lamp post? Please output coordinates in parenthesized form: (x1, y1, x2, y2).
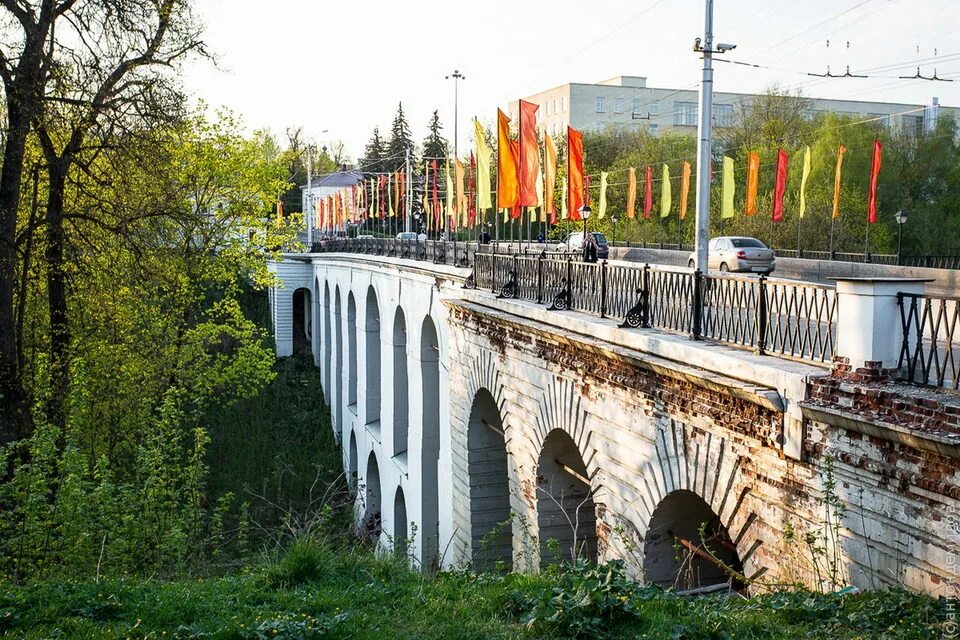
(580, 205, 592, 261)
(895, 209, 909, 265)
(445, 69, 465, 241)
(611, 214, 619, 248)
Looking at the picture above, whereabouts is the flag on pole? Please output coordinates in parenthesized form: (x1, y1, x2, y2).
(474, 119, 492, 211)
(598, 171, 608, 219)
(544, 133, 558, 224)
(626, 167, 637, 219)
(496, 109, 519, 211)
(660, 164, 672, 218)
(561, 175, 568, 220)
(643, 166, 653, 218)
(468, 152, 477, 228)
(518, 100, 540, 207)
(423, 161, 431, 223)
(276, 200, 284, 227)
(536, 158, 545, 222)
(772, 149, 788, 222)
(746, 152, 760, 216)
(867, 137, 883, 224)
(721, 156, 735, 219)
(799, 146, 811, 218)
(680, 161, 691, 220)
(445, 157, 454, 230)
(832, 144, 847, 220)
(509, 139, 521, 219)
(567, 126, 584, 221)
(455, 157, 466, 227)
(431, 160, 440, 229)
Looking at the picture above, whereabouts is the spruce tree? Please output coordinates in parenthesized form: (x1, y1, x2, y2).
(363, 127, 387, 174)
(386, 102, 415, 171)
(422, 110, 448, 162)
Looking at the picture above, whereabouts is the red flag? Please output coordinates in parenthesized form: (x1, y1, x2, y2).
(772, 149, 789, 222)
(468, 152, 477, 228)
(868, 137, 883, 224)
(496, 109, 519, 209)
(518, 100, 540, 207)
(509, 139, 522, 219)
(398, 171, 406, 217)
(584, 175, 592, 206)
(567, 126, 584, 221)
(643, 166, 653, 218)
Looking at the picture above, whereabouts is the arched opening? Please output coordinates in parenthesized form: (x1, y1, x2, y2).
(392, 308, 408, 457)
(334, 287, 343, 435)
(536, 429, 597, 567)
(347, 292, 358, 408)
(323, 283, 332, 404)
(312, 277, 322, 364)
(292, 288, 312, 355)
(467, 389, 512, 570)
(348, 429, 358, 488)
(363, 451, 382, 540)
(643, 490, 744, 592)
(420, 316, 441, 566)
(364, 287, 381, 426)
(393, 486, 408, 556)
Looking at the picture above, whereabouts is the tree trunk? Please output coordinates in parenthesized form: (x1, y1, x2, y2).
(45, 164, 70, 443)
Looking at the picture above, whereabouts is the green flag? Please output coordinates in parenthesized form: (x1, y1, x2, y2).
(660, 164, 671, 218)
(721, 156, 735, 219)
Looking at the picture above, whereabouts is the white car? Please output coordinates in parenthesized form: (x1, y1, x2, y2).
(686, 236, 776, 273)
(555, 232, 610, 259)
(396, 231, 417, 241)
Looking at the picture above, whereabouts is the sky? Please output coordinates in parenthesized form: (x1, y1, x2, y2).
(183, 0, 960, 161)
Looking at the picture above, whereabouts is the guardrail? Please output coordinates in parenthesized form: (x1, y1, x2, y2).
(311, 238, 837, 365)
(897, 293, 960, 389)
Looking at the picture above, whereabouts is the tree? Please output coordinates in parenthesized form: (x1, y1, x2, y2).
(362, 127, 388, 174)
(386, 102, 415, 172)
(422, 110, 448, 162)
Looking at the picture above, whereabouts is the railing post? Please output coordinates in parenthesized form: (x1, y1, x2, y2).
(757, 274, 768, 355)
(600, 260, 608, 318)
(567, 256, 573, 307)
(491, 253, 498, 293)
(536, 252, 544, 304)
(691, 269, 703, 340)
(641, 264, 651, 328)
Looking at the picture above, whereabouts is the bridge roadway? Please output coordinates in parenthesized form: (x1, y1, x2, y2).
(269, 250, 959, 596)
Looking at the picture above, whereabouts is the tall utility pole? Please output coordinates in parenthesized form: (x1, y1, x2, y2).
(446, 69, 465, 241)
(306, 144, 313, 247)
(693, 1, 714, 273)
(405, 146, 412, 233)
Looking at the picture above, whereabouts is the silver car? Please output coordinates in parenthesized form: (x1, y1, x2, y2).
(687, 236, 775, 273)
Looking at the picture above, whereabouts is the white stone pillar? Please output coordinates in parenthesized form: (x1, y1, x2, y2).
(833, 277, 931, 370)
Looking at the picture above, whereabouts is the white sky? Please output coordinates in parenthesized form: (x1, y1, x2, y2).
(183, 0, 960, 160)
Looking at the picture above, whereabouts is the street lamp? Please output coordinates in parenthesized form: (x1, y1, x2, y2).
(445, 69, 466, 241)
(580, 205, 592, 261)
(895, 209, 909, 264)
(611, 214, 619, 247)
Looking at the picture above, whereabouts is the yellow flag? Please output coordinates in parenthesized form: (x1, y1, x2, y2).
(536, 160, 545, 222)
(276, 201, 284, 227)
(833, 145, 847, 220)
(387, 174, 395, 218)
(660, 164, 671, 218)
(445, 158, 454, 228)
(626, 168, 636, 219)
(544, 133, 557, 221)
(473, 119, 493, 211)
(598, 171, 608, 219)
(799, 145, 811, 218)
(721, 156, 735, 219)
(455, 157, 466, 224)
(561, 175, 568, 220)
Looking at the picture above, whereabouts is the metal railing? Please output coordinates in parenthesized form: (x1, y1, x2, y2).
(312, 239, 838, 365)
(897, 293, 960, 389)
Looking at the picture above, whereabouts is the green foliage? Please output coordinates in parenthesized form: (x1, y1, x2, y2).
(422, 110, 448, 161)
(361, 127, 388, 174)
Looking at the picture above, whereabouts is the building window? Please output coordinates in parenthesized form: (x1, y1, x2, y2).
(614, 98, 624, 114)
(649, 124, 659, 135)
(562, 96, 567, 112)
(903, 114, 924, 136)
(595, 96, 606, 113)
(867, 112, 888, 128)
(545, 101, 551, 116)
(632, 97, 642, 116)
(649, 102, 659, 115)
(554, 99, 559, 114)
(595, 122, 604, 133)
(713, 104, 734, 127)
(674, 101, 698, 126)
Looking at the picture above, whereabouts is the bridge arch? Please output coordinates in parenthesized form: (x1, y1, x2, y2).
(536, 428, 598, 566)
(333, 286, 343, 435)
(347, 292, 358, 408)
(291, 287, 312, 355)
(393, 486, 408, 555)
(392, 307, 408, 456)
(643, 489, 744, 591)
(420, 315, 441, 566)
(311, 277, 322, 363)
(364, 286, 381, 426)
(363, 451, 382, 541)
(323, 282, 331, 405)
(467, 388, 512, 570)
(347, 429, 358, 488)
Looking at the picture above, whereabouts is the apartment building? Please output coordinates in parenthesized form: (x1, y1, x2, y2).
(509, 75, 954, 137)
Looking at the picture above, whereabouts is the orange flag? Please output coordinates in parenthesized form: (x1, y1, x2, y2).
(626, 168, 637, 219)
(276, 200, 284, 227)
(509, 139, 522, 219)
(496, 109, 519, 210)
(544, 133, 558, 224)
(867, 137, 882, 224)
(680, 161, 691, 220)
(746, 152, 760, 216)
(518, 100, 540, 207)
(832, 144, 847, 220)
(772, 149, 788, 222)
(567, 126, 584, 221)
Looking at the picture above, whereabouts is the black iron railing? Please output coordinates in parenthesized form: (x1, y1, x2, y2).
(313, 239, 837, 364)
(897, 293, 960, 389)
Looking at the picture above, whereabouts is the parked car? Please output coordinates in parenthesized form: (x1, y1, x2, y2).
(687, 236, 775, 273)
(556, 232, 609, 260)
(357, 234, 375, 240)
(396, 231, 418, 241)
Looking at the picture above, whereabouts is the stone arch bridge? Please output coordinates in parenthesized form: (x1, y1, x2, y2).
(269, 251, 958, 595)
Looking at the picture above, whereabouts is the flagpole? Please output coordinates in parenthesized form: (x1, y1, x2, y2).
(829, 215, 836, 257)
